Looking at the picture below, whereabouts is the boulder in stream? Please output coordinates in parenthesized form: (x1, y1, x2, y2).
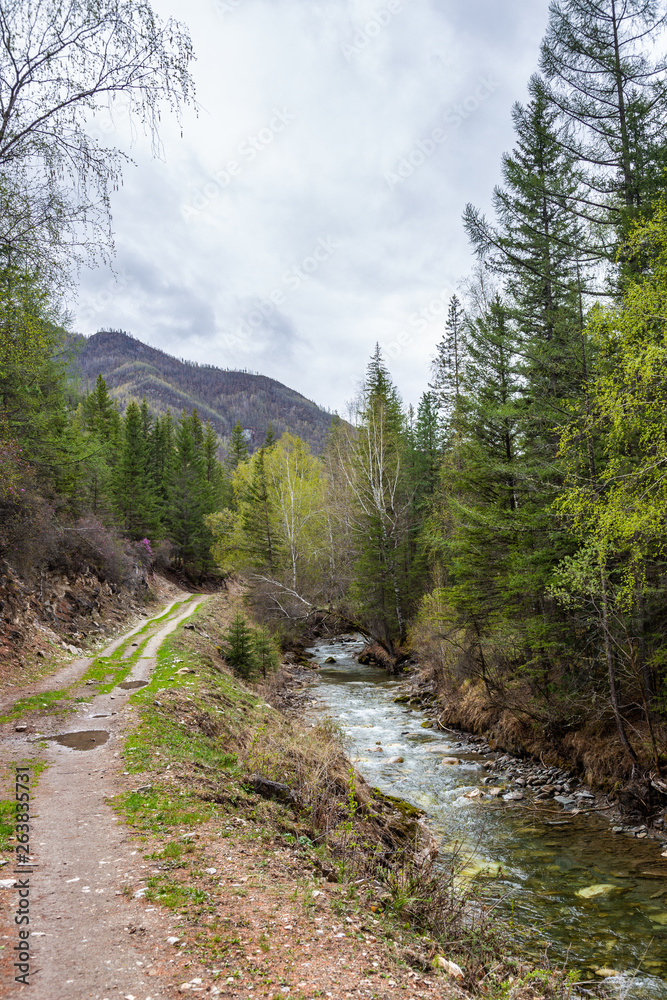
(576, 883, 617, 899)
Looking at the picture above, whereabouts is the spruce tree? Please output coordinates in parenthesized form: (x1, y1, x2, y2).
(222, 614, 257, 679)
(429, 295, 467, 463)
(539, 0, 667, 242)
(252, 625, 279, 678)
(241, 447, 278, 573)
(114, 401, 160, 539)
(349, 347, 412, 649)
(169, 411, 213, 573)
(263, 422, 277, 449)
(228, 419, 249, 470)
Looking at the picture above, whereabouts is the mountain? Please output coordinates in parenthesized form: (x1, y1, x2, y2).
(67, 330, 336, 453)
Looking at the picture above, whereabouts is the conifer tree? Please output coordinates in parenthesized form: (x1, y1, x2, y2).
(241, 447, 278, 573)
(222, 614, 257, 679)
(114, 401, 160, 539)
(430, 295, 467, 464)
(348, 347, 412, 649)
(169, 411, 213, 572)
(228, 419, 248, 470)
(264, 422, 277, 449)
(539, 0, 667, 241)
(410, 391, 441, 513)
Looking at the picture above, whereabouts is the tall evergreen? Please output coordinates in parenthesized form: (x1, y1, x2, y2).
(241, 447, 279, 573)
(169, 410, 214, 572)
(228, 419, 249, 470)
(349, 347, 412, 649)
(539, 0, 667, 244)
(114, 401, 160, 539)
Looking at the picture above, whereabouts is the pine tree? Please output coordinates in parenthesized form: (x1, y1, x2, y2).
(264, 422, 277, 449)
(410, 391, 441, 514)
(348, 347, 412, 649)
(169, 411, 213, 572)
(252, 625, 279, 678)
(82, 374, 121, 444)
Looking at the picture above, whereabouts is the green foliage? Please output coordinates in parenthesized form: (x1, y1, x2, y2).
(221, 614, 278, 680)
(222, 613, 256, 678)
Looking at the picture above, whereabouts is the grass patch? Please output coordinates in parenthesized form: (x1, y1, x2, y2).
(1, 689, 70, 721)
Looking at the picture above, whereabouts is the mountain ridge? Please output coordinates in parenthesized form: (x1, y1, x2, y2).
(68, 329, 335, 452)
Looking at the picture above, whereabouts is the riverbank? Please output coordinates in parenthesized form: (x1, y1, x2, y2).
(389, 632, 667, 827)
(306, 636, 667, 988)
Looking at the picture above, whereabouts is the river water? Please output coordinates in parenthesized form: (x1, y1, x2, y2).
(307, 635, 667, 997)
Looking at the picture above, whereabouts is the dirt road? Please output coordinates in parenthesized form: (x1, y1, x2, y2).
(1, 593, 207, 1000)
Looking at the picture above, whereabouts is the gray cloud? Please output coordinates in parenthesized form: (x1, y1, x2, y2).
(75, 0, 551, 411)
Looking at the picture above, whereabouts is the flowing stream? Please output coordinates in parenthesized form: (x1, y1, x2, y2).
(307, 635, 667, 998)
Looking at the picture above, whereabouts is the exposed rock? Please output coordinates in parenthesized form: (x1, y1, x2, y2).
(576, 884, 616, 898)
(440, 757, 461, 765)
(434, 957, 464, 979)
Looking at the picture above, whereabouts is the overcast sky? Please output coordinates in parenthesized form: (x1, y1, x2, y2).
(75, 0, 552, 413)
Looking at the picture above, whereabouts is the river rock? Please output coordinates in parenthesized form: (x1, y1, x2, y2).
(386, 756, 404, 764)
(440, 757, 461, 765)
(576, 883, 616, 899)
(324, 656, 336, 664)
(594, 968, 622, 978)
(421, 720, 434, 729)
(486, 787, 503, 797)
(464, 788, 482, 799)
(503, 791, 524, 801)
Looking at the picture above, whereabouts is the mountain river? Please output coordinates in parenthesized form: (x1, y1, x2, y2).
(306, 635, 667, 999)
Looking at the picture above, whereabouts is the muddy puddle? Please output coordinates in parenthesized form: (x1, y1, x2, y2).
(118, 680, 148, 690)
(47, 730, 110, 750)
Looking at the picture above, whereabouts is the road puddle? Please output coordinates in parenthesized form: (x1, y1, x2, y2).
(118, 680, 148, 690)
(48, 730, 109, 750)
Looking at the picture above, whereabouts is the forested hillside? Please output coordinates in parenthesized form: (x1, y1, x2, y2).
(209, 0, 667, 806)
(69, 329, 335, 454)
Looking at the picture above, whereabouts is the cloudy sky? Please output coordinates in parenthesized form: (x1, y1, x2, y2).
(76, 0, 552, 413)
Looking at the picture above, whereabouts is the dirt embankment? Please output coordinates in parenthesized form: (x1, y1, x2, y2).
(0, 557, 182, 686)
